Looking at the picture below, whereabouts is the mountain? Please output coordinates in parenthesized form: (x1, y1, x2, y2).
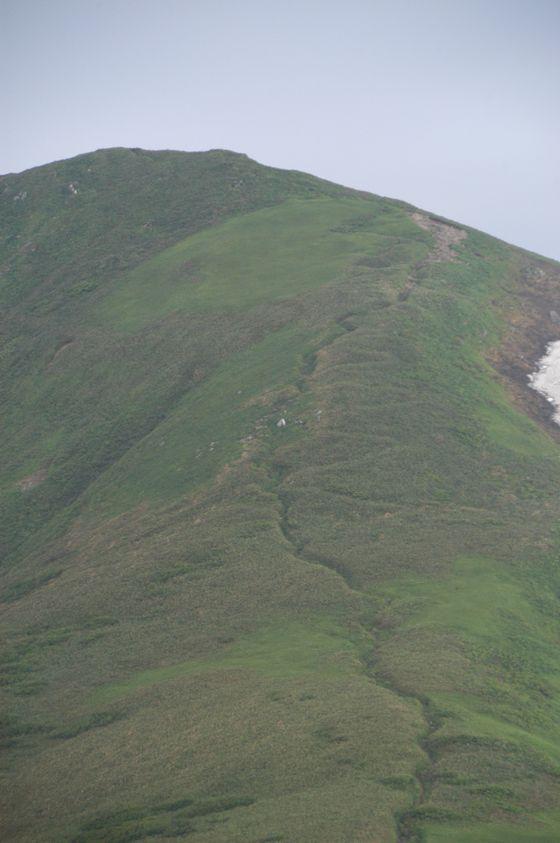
(2, 148, 560, 843)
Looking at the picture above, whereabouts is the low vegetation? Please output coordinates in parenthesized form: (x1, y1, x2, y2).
(1, 148, 560, 841)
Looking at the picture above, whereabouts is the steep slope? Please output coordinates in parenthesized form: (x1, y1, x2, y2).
(1, 149, 560, 842)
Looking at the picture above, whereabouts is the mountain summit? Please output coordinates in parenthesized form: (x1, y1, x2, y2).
(2, 149, 560, 842)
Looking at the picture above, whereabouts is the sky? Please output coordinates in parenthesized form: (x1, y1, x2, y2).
(2, 0, 559, 259)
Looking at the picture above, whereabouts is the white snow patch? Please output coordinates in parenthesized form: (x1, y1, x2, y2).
(529, 341, 560, 425)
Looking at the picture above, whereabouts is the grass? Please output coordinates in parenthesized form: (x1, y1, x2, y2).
(383, 555, 555, 640)
(95, 195, 416, 330)
(2, 147, 560, 842)
(73, 795, 255, 843)
(425, 808, 560, 842)
(91, 620, 364, 704)
(82, 321, 320, 514)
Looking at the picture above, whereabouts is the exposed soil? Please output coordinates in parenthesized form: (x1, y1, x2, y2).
(399, 212, 466, 303)
(488, 260, 560, 441)
(411, 211, 560, 439)
(18, 468, 48, 491)
(411, 212, 466, 262)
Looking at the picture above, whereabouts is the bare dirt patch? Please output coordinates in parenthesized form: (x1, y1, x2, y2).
(411, 212, 466, 262)
(396, 212, 467, 304)
(488, 261, 560, 439)
(410, 213, 560, 439)
(18, 468, 48, 491)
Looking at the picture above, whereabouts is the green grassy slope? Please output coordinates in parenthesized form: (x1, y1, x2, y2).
(2, 148, 560, 842)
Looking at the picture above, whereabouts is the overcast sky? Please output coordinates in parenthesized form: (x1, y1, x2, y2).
(3, 0, 559, 259)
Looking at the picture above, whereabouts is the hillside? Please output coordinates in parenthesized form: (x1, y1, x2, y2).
(2, 148, 560, 842)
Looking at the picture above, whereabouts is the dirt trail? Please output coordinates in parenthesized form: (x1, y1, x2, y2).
(396, 212, 466, 303)
(411, 212, 466, 262)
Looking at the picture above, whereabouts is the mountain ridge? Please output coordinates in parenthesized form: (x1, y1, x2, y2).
(3, 147, 555, 265)
(2, 149, 560, 843)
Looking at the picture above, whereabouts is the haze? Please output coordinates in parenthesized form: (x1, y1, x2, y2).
(2, 0, 559, 259)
